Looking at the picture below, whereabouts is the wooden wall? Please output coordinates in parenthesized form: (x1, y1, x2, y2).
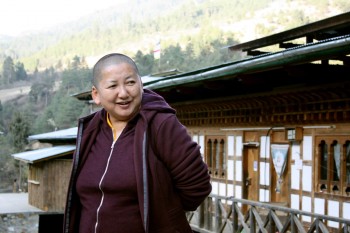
(28, 159, 72, 212)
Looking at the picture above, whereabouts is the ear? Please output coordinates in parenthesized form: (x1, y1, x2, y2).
(91, 86, 101, 105)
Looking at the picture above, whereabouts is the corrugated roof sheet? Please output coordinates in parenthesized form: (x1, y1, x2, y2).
(28, 127, 78, 141)
(12, 145, 75, 164)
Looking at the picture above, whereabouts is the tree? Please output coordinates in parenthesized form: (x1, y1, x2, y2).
(2, 56, 15, 85)
(134, 51, 155, 76)
(15, 62, 28, 81)
(9, 112, 30, 152)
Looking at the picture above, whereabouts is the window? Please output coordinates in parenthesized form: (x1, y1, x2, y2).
(316, 137, 350, 196)
(205, 136, 226, 178)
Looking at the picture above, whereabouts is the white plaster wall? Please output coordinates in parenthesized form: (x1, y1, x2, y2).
(259, 189, 269, 202)
(227, 184, 233, 197)
(302, 165, 312, 192)
(235, 161, 242, 182)
(228, 160, 234, 180)
(199, 135, 205, 155)
(260, 136, 270, 158)
(291, 142, 300, 160)
(291, 164, 300, 190)
(219, 182, 226, 197)
(291, 194, 299, 210)
(192, 134, 198, 143)
(227, 184, 234, 205)
(212, 181, 218, 195)
(302, 196, 312, 222)
(343, 202, 350, 220)
(314, 198, 325, 215)
(236, 136, 242, 156)
(302, 136, 312, 161)
(235, 185, 242, 199)
(228, 136, 234, 156)
(259, 162, 270, 186)
(328, 200, 339, 229)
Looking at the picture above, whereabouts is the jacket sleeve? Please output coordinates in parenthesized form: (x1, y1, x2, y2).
(154, 114, 212, 211)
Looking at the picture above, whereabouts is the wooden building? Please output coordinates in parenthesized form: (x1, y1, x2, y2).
(143, 12, 350, 231)
(12, 128, 76, 212)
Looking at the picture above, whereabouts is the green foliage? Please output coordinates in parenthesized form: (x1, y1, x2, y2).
(9, 112, 30, 152)
(0, 135, 16, 192)
(2, 56, 15, 85)
(14, 62, 28, 81)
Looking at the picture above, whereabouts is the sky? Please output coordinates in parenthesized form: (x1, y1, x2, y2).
(0, 0, 122, 36)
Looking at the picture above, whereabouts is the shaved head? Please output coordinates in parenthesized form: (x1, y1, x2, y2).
(92, 53, 140, 88)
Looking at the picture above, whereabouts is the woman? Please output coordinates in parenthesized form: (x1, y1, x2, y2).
(63, 53, 211, 233)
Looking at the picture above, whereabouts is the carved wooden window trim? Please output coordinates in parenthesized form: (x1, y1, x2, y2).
(316, 136, 350, 196)
(205, 136, 226, 179)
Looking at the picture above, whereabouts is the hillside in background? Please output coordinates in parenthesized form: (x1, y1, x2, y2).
(0, 0, 349, 72)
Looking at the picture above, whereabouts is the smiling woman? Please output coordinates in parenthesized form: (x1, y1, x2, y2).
(0, 0, 120, 36)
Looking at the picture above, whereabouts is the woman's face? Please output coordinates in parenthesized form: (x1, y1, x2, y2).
(92, 62, 143, 124)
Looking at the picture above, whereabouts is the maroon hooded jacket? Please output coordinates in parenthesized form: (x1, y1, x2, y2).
(63, 89, 212, 233)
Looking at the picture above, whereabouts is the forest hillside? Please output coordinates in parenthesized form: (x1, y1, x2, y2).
(1, 0, 348, 72)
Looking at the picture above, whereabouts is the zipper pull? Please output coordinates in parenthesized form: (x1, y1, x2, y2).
(111, 140, 116, 149)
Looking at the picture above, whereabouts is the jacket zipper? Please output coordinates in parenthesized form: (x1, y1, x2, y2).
(94, 140, 117, 233)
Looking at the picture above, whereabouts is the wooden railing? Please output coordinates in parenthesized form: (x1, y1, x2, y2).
(187, 194, 350, 233)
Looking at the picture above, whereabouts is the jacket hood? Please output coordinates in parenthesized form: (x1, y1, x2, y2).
(140, 89, 176, 120)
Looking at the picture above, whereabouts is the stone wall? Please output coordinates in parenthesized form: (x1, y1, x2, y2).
(0, 212, 39, 233)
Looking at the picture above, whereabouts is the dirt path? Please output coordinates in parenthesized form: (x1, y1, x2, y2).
(0, 86, 31, 103)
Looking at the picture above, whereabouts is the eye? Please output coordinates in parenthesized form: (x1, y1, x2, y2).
(107, 84, 117, 89)
(126, 80, 136, 86)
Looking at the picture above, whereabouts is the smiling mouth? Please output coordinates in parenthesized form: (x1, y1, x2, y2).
(117, 101, 130, 105)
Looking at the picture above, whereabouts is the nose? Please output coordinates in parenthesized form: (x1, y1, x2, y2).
(118, 85, 128, 98)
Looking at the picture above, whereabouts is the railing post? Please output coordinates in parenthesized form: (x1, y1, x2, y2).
(215, 198, 222, 232)
(232, 198, 238, 233)
(250, 208, 255, 233)
(291, 213, 296, 233)
(315, 218, 319, 233)
(269, 210, 276, 233)
(198, 199, 204, 229)
(204, 196, 212, 231)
